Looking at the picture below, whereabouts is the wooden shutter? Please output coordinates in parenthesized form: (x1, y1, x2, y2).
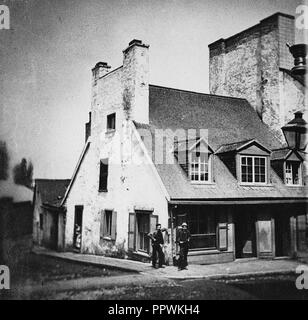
(100, 210, 105, 242)
(217, 222, 228, 251)
(111, 211, 117, 241)
(128, 212, 136, 251)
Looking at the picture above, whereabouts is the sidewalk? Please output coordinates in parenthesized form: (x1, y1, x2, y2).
(33, 247, 306, 280)
(143, 258, 304, 280)
(32, 247, 150, 273)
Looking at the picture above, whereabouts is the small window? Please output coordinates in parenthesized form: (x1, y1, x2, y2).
(39, 214, 44, 230)
(107, 113, 116, 131)
(99, 159, 109, 192)
(241, 156, 267, 184)
(285, 161, 301, 185)
(190, 152, 210, 182)
(103, 210, 112, 237)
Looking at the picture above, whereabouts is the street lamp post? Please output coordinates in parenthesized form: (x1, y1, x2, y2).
(281, 111, 308, 151)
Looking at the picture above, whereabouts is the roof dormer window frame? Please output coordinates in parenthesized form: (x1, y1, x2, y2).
(189, 138, 214, 185)
(174, 136, 214, 184)
(239, 155, 268, 185)
(271, 148, 304, 187)
(284, 160, 303, 186)
(189, 151, 213, 184)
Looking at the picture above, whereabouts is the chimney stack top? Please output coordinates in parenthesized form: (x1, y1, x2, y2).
(123, 39, 149, 54)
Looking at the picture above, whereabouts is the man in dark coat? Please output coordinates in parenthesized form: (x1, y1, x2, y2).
(176, 222, 191, 271)
(150, 223, 165, 268)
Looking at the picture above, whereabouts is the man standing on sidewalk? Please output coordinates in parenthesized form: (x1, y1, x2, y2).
(150, 224, 165, 268)
(177, 222, 191, 271)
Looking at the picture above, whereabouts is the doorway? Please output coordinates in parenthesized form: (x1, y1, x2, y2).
(49, 213, 59, 250)
(73, 206, 83, 252)
(275, 214, 291, 257)
(235, 212, 257, 258)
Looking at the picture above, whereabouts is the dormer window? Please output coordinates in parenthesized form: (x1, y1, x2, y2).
(240, 156, 267, 184)
(216, 139, 271, 185)
(285, 161, 302, 185)
(190, 152, 210, 182)
(271, 148, 303, 187)
(174, 137, 214, 184)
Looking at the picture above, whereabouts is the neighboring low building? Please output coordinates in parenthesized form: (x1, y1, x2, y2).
(33, 179, 70, 251)
(59, 34, 307, 264)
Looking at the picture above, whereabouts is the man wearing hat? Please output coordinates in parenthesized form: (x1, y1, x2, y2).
(150, 223, 165, 268)
(176, 222, 191, 271)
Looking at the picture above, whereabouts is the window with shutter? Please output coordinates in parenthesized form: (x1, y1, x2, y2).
(99, 159, 109, 192)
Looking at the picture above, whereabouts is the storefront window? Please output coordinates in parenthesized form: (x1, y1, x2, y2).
(188, 210, 217, 250)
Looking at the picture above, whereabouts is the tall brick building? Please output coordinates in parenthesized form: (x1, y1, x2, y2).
(209, 12, 307, 141)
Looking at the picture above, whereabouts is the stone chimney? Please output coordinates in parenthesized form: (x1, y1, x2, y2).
(208, 13, 302, 141)
(122, 39, 149, 124)
(92, 62, 111, 84)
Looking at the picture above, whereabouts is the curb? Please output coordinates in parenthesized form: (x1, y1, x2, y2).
(31, 249, 149, 273)
(162, 269, 295, 281)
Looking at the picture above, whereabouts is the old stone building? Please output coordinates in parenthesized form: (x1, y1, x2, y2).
(209, 12, 307, 141)
(54, 10, 308, 265)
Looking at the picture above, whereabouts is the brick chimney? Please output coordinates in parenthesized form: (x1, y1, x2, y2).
(122, 39, 150, 124)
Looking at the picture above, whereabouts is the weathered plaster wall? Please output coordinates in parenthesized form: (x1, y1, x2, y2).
(280, 70, 307, 124)
(209, 13, 305, 142)
(65, 41, 168, 258)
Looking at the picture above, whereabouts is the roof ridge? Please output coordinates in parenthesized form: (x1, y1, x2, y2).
(218, 138, 254, 147)
(149, 84, 249, 102)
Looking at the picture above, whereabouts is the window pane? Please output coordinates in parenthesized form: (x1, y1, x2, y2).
(188, 211, 216, 249)
(190, 152, 209, 182)
(241, 156, 253, 183)
(254, 157, 266, 183)
(286, 161, 301, 185)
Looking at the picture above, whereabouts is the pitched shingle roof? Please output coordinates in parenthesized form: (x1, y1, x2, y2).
(35, 179, 71, 208)
(148, 85, 281, 151)
(134, 85, 307, 201)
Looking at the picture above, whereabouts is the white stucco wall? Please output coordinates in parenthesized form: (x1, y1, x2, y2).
(64, 41, 169, 257)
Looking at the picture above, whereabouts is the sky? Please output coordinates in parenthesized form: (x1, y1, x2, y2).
(0, 0, 304, 198)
